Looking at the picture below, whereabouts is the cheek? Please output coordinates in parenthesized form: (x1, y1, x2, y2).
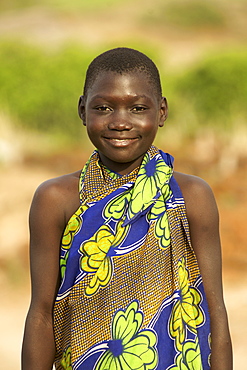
(86, 118, 103, 135)
(87, 128, 100, 145)
(85, 125, 97, 144)
(142, 120, 159, 137)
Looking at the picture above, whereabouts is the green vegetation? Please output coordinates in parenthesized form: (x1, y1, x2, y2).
(163, 0, 225, 29)
(0, 40, 246, 145)
(141, 0, 226, 31)
(44, 0, 127, 12)
(0, 0, 128, 12)
(172, 50, 247, 130)
(0, 41, 96, 140)
(0, 40, 163, 143)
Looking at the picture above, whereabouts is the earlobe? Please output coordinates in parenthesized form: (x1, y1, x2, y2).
(78, 95, 86, 125)
(159, 97, 168, 127)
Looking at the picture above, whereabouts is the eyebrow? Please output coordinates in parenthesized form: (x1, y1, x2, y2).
(89, 94, 152, 101)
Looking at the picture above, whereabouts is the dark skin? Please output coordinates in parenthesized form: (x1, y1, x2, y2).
(22, 71, 232, 369)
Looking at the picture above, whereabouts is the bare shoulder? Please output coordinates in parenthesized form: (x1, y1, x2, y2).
(173, 171, 215, 201)
(31, 170, 81, 226)
(173, 171, 213, 195)
(34, 170, 81, 198)
(173, 171, 218, 222)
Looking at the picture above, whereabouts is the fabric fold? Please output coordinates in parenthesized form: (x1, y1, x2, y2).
(54, 145, 211, 370)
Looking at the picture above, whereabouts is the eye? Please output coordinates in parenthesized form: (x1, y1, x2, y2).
(95, 105, 112, 112)
(132, 106, 147, 112)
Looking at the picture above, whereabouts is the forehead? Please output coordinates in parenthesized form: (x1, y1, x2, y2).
(86, 70, 158, 100)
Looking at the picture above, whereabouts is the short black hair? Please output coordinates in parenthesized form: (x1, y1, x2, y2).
(83, 47, 162, 98)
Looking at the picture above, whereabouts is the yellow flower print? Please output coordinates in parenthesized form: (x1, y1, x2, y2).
(148, 194, 166, 221)
(169, 258, 204, 351)
(154, 211, 170, 249)
(168, 338, 203, 370)
(60, 346, 72, 370)
(80, 221, 129, 296)
(128, 153, 172, 220)
(61, 209, 83, 249)
(60, 206, 87, 279)
(148, 192, 171, 249)
(104, 192, 132, 222)
(95, 301, 158, 370)
(60, 252, 69, 280)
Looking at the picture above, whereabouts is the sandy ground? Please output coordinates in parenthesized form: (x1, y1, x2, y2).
(0, 162, 246, 369)
(0, 3, 247, 367)
(1, 275, 247, 369)
(0, 165, 55, 368)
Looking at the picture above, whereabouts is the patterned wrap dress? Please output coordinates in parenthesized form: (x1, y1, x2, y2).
(53, 145, 211, 370)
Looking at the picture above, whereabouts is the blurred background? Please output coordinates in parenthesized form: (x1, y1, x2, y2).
(0, 0, 246, 368)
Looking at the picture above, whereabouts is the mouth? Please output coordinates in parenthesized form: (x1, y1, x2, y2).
(104, 137, 138, 147)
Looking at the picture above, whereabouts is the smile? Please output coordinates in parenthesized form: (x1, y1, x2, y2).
(104, 137, 138, 147)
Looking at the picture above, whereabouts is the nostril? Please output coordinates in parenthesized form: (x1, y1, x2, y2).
(108, 121, 132, 130)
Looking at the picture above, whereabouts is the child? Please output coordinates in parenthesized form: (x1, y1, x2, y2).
(22, 47, 232, 370)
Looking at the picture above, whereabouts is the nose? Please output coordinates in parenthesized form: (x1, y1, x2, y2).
(108, 110, 133, 131)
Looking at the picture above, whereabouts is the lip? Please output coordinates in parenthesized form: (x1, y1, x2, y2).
(104, 137, 138, 147)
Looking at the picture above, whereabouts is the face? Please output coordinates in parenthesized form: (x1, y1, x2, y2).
(79, 71, 168, 175)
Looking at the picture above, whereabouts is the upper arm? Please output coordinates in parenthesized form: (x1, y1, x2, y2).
(28, 180, 66, 314)
(176, 173, 232, 368)
(180, 175, 224, 310)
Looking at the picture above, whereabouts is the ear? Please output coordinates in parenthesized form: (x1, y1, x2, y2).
(159, 97, 168, 127)
(78, 95, 86, 125)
